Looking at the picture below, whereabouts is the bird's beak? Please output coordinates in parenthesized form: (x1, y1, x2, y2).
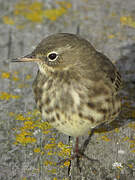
(11, 53, 41, 63)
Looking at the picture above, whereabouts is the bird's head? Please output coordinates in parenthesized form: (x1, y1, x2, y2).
(12, 33, 95, 75)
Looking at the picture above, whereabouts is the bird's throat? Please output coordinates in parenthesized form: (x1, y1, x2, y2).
(37, 62, 55, 75)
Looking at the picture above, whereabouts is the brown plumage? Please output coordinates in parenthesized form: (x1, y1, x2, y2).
(30, 33, 122, 137)
(12, 33, 122, 167)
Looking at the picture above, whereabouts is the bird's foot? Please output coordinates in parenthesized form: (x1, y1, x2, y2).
(57, 150, 100, 174)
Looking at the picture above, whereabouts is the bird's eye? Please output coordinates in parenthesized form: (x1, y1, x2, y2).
(47, 52, 58, 61)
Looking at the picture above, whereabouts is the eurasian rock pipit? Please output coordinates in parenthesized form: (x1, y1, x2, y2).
(12, 33, 122, 169)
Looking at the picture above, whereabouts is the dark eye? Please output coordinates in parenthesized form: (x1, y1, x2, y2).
(48, 52, 58, 61)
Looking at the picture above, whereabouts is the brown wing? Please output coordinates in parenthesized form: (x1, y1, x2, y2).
(97, 52, 122, 93)
(110, 70, 122, 92)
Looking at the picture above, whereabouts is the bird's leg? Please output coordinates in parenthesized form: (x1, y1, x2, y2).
(57, 137, 81, 172)
(80, 129, 94, 153)
(73, 137, 82, 172)
(68, 132, 100, 173)
(68, 136, 71, 144)
(75, 137, 79, 154)
(57, 130, 100, 173)
(79, 129, 100, 170)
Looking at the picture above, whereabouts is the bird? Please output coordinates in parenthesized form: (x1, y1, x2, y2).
(12, 33, 122, 169)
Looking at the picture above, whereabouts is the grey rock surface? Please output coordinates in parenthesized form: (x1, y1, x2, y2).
(0, 0, 135, 179)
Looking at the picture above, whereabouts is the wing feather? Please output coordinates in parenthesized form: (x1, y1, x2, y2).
(97, 52, 122, 92)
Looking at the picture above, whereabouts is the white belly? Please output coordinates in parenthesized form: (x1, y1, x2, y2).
(42, 111, 94, 137)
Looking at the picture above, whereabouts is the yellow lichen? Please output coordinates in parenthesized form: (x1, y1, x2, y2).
(14, 0, 44, 22)
(42, 130, 51, 134)
(47, 169, 57, 174)
(49, 138, 56, 141)
(13, 0, 71, 22)
(33, 121, 52, 130)
(44, 143, 57, 150)
(120, 16, 135, 28)
(117, 166, 123, 170)
(18, 83, 29, 88)
(44, 1, 71, 21)
(131, 149, 135, 153)
(107, 34, 115, 39)
(12, 75, 19, 81)
(0, 92, 20, 100)
(24, 10, 43, 22)
(129, 139, 135, 144)
(0, 92, 11, 100)
(2, 16, 15, 25)
(15, 114, 26, 121)
(57, 141, 71, 158)
(114, 128, 119, 133)
(44, 7, 66, 21)
(49, 137, 56, 144)
(25, 74, 32, 80)
(22, 177, 27, 180)
(63, 160, 70, 167)
(101, 135, 111, 142)
(3, 0, 72, 28)
(47, 151, 54, 156)
(57, 149, 71, 158)
(13, 109, 52, 146)
(130, 143, 135, 149)
(44, 160, 56, 166)
(57, 141, 68, 149)
(127, 164, 133, 168)
(25, 116, 32, 121)
(41, 151, 44, 155)
(122, 136, 130, 141)
(53, 178, 58, 180)
(15, 130, 36, 145)
(23, 120, 35, 129)
(1, 72, 10, 79)
(27, 111, 32, 115)
(33, 147, 41, 153)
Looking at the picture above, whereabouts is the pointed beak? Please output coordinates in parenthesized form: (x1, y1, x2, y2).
(11, 53, 41, 63)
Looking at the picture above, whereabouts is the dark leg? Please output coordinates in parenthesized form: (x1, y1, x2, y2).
(67, 137, 81, 174)
(81, 128, 95, 153)
(68, 131, 99, 173)
(74, 137, 81, 172)
(75, 137, 79, 153)
(68, 136, 71, 144)
(57, 129, 99, 174)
